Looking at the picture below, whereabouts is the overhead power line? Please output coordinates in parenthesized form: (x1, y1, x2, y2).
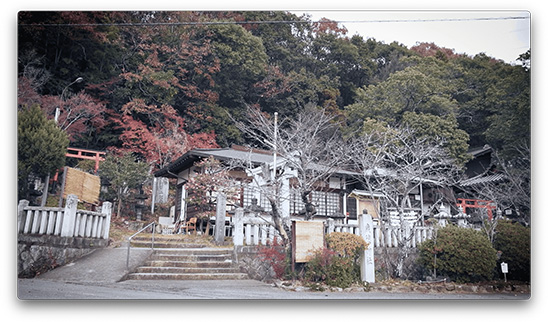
(19, 16, 529, 27)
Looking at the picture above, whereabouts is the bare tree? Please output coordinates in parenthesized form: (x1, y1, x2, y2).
(234, 104, 347, 246)
(458, 142, 531, 243)
(484, 144, 530, 224)
(348, 124, 463, 278)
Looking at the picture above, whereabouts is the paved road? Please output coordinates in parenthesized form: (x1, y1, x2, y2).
(17, 278, 530, 300)
(16, 246, 530, 300)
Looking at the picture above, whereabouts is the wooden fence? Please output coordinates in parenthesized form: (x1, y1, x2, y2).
(18, 194, 112, 240)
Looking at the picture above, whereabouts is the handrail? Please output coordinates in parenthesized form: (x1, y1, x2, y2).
(126, 221, 156, 270)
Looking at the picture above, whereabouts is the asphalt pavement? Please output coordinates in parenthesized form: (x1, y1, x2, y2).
(25, 246, 153, 285)
(16, 246, 531, 300)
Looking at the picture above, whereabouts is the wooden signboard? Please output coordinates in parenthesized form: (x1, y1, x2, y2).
(292, 221, 325, 263)
(62, 167, 101, 205)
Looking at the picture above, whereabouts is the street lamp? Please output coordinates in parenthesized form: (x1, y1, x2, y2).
(45, 77, 84, 207)
(55, 77, 84, 124)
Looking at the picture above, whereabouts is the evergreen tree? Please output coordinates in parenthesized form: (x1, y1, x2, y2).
(99, 152, 150, 217)
(18, 104, 69, 200)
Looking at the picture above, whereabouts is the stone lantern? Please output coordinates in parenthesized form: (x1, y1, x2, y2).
(434, 203, 451, 227)
(134, 187, 147, 221)
(454, 206, 470, 227)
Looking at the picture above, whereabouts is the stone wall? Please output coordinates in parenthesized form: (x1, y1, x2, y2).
(234, 245, 423, 282)
(233, 245, 273, 281)
(17, 234, 108, 278)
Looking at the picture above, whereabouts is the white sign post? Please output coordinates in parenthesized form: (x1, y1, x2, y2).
(501, 262, 508, 282)
(359, 213, 375, 283)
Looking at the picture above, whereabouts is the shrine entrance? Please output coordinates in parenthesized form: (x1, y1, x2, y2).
(456, 198, 496, 220)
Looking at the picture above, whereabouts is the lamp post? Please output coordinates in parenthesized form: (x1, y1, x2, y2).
(55, 77, 83, 124)
(44, 77, 83, 207)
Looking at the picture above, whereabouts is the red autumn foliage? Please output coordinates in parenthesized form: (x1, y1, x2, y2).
(38, 92, 108, 142)
(410, 42, 465, 60)
(115, 106, 218, 170)
(312, 18, 348, 36)
(17, 77, 43, 109)
(258, 238, 287, 279)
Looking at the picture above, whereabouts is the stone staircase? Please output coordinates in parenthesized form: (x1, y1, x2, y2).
(124, 235, 248, 281)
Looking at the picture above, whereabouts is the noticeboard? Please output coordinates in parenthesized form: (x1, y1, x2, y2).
(63, 167, 101, 205)
(292, 221, 325, 263)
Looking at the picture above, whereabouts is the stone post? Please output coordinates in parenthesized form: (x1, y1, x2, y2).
(17, 199, 30, 234)
(358, 212, 375, 283)
(61, 194, 78, 237)
(233, 208, 244, 246)
(214, 193, 227, 245)
(101, 201, 112, 240)
(326, 218, 335, 234)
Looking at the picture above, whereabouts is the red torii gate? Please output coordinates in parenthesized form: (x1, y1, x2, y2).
(53, 147, 106, 182)
(65, 147, 106, 173)
(456, 198, 496, 220)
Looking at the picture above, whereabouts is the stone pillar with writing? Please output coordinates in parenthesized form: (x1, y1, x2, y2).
(233, 207, 244, 246)
(214, 193, 227, 245)
(358, 211, 375, 283)
(61, 194, 78, 237)
(101, 201, 112, 240)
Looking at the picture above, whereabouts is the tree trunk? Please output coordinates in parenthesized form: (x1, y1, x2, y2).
(116, 195, 122, 218)
(268, 198, 290, 247)
(301, 191, 316, 221)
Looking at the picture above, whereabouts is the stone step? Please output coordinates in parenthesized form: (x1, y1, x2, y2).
(152, 247, 233, 255)
(130, 240, 207, 248)
(144, 260, 234, 268)
(135, 266, 240, 274)
(125, 272, 249, 280)
(130, 236, 183, 242)
(123, 238, 248, 281)
(150, 253, 232, 262)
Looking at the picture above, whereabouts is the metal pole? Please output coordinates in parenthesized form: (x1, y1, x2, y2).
(40, 174, 50, 207)
(58, 167, 68, 207)
(272, 112, 278, 183)
(151, 177, 157, 214)
(126, 242, 131, 269)
(56, 77, 83, 124)
(151, 223, 155, 250)
(420, 181, 424, 226)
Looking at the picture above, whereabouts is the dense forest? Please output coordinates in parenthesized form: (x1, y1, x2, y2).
(17, 11, 530, 212)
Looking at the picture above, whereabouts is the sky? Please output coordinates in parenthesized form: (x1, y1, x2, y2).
(292, 10, 530, 64)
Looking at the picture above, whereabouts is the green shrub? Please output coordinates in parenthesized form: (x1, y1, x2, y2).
(325, 232, 369, 258)
(418, 225, 497, 283)
(304, 232, 367, 288)
(493, 220, 531, 282)
(304, 247, 337, 283)
(304, 247, 358, 289)
(326, 256, 357, 288)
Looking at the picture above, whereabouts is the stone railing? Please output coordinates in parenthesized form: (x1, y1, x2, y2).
(18, 194, 112, 240)
(230, 212, 435, 249)
(325, 219, 435, 249)
(232, 209, 280, 246)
